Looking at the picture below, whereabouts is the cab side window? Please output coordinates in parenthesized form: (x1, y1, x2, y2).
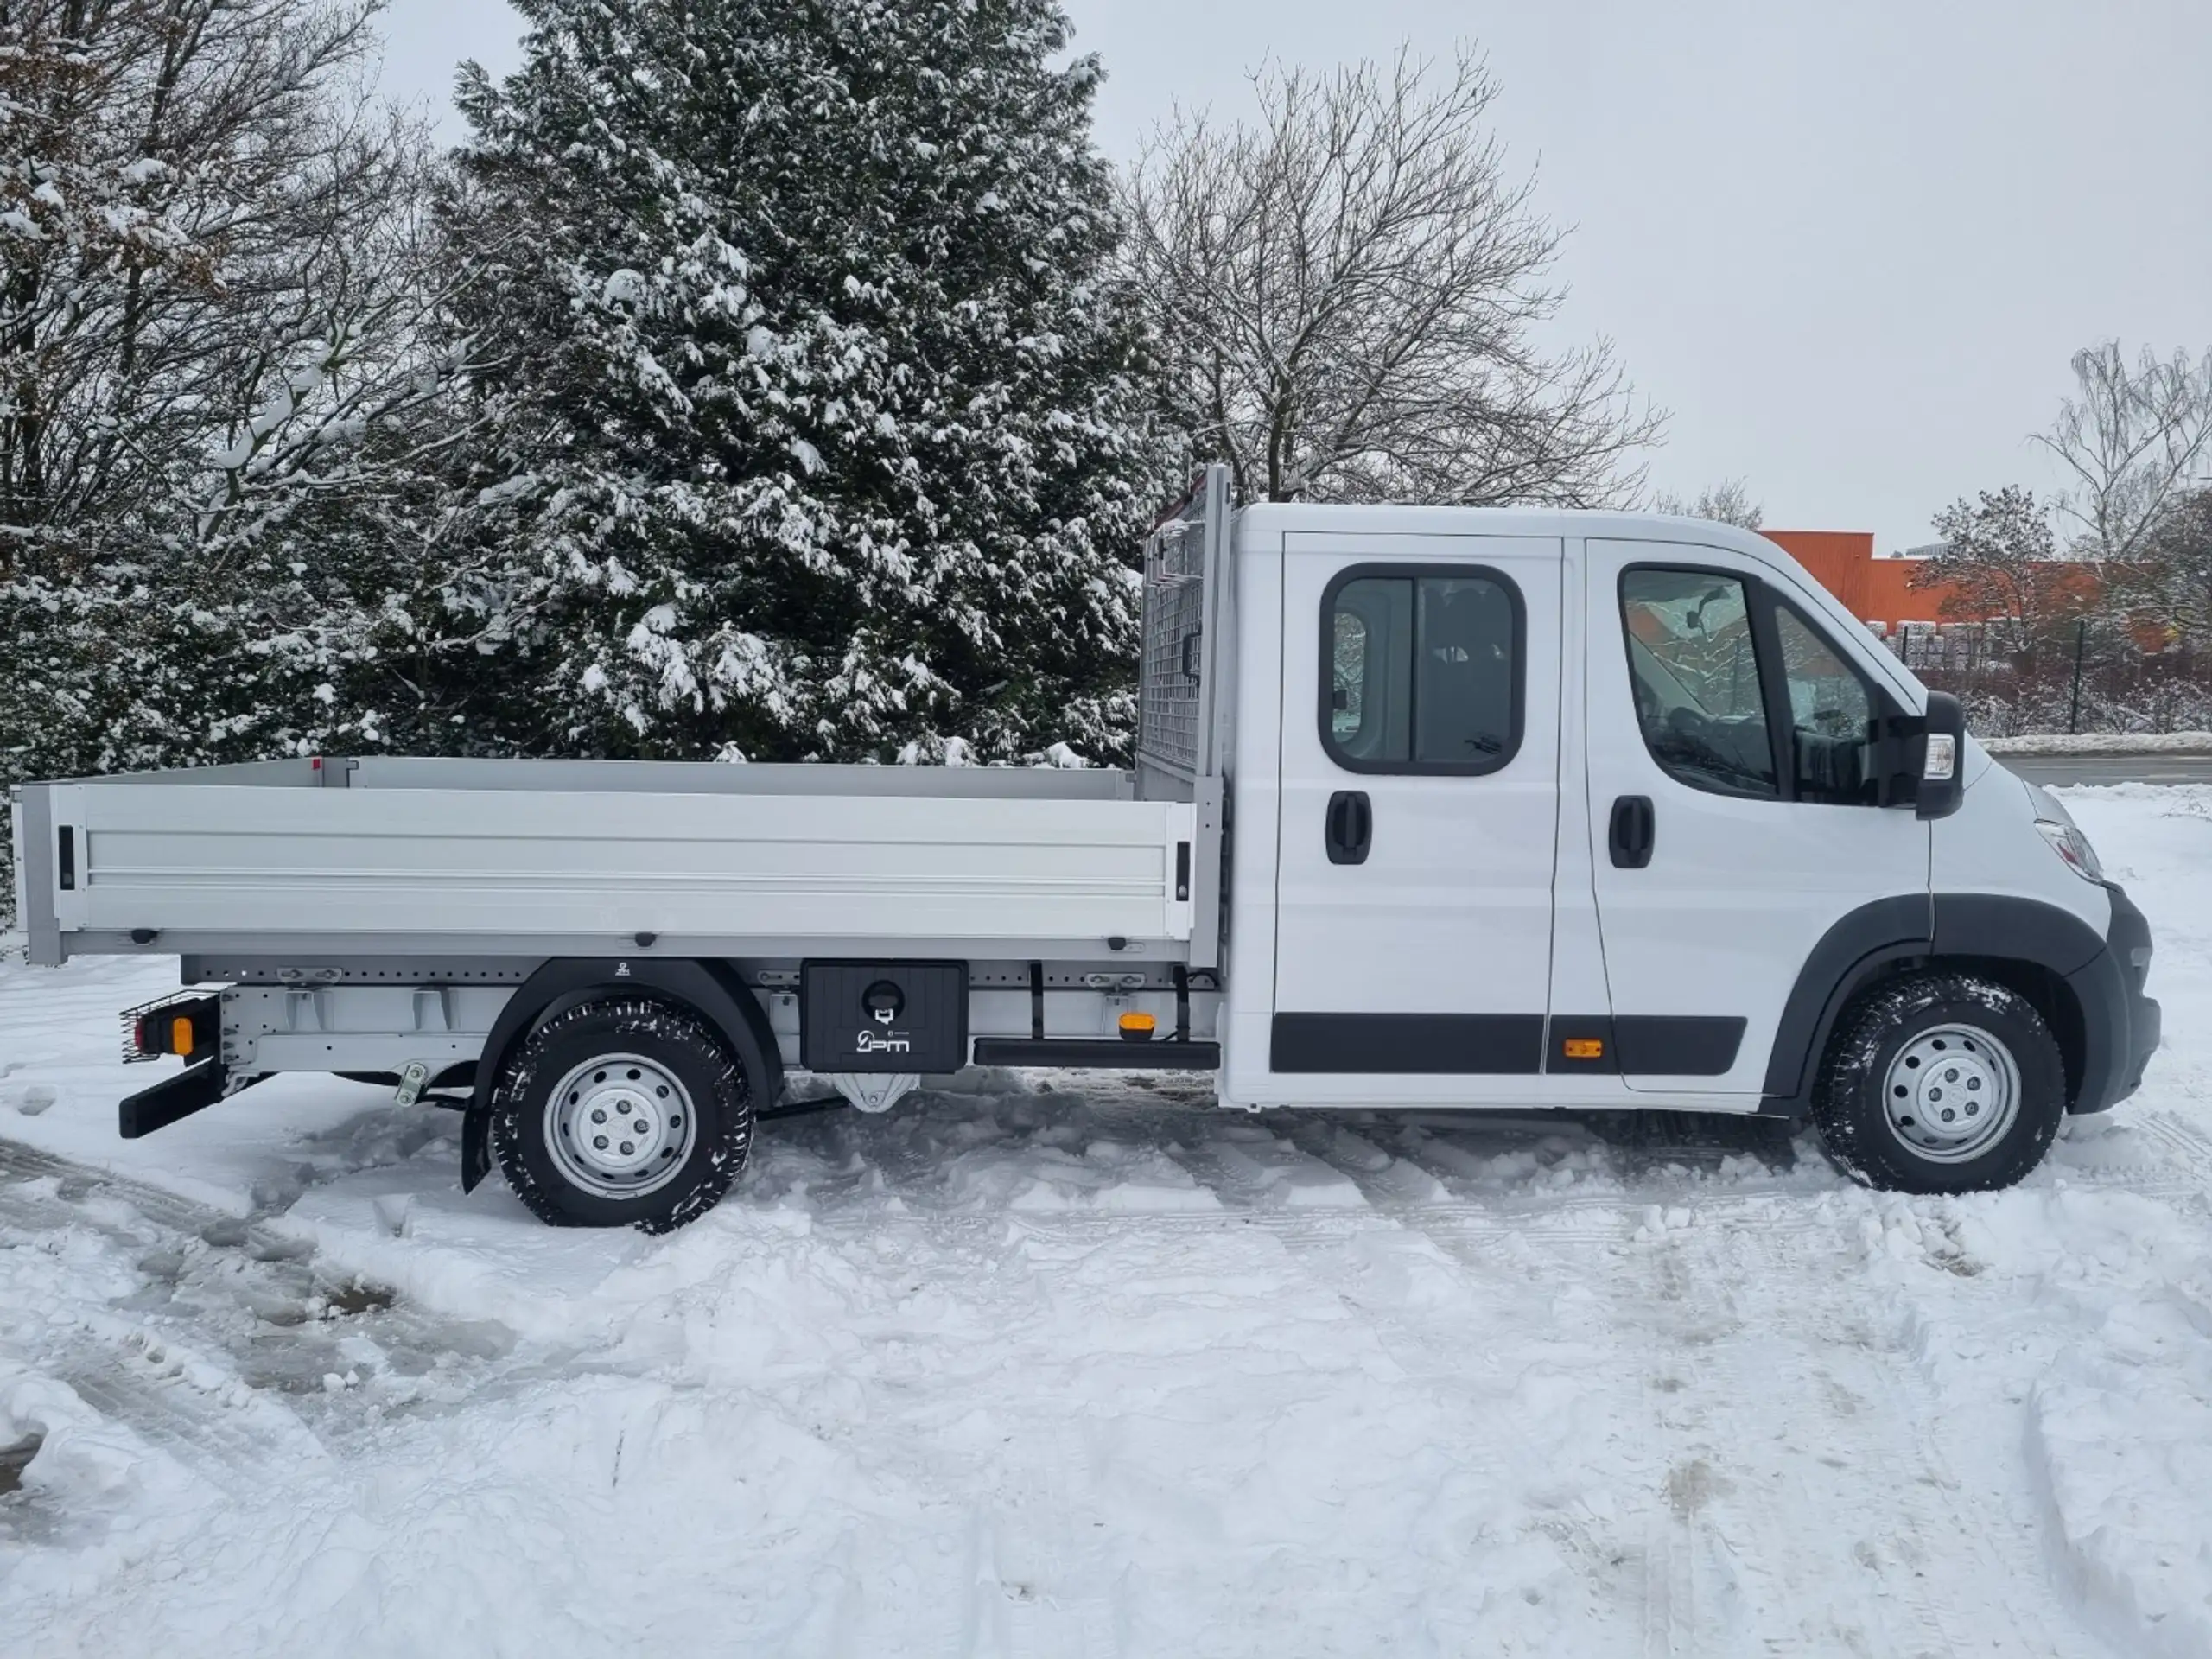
(1324, 567, 1522, 774)
(1619, 569, 1778, 798)
(1620, 568, 1894, 806)
(1775, 603, 1880, 804)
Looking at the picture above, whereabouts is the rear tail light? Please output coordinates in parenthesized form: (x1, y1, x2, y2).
(120, 995, 216, 1063)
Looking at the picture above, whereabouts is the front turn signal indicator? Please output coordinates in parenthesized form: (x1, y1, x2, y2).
(1118, 1012, 1157, 1044)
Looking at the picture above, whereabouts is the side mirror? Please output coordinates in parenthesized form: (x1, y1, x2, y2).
(1913, 690, 1965, 821)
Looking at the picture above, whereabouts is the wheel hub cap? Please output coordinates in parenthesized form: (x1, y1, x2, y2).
(545, 1054, 696, 1198)
(1881, 1023, 2020, 1164)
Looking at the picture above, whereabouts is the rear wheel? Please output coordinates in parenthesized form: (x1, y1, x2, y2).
(1811, 973, 2065, 1193)
(491, 997, 753, 1232)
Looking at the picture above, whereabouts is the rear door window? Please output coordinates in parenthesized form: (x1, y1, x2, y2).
(1324, 568, 1523, 774)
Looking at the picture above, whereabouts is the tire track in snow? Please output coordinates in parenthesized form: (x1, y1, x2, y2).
(1003, 1102, 2129, 1657)
(7, 1079, 2203, 1656)
(1603, 1209, 2113, 1659)
(0, 1138, 525, 1490)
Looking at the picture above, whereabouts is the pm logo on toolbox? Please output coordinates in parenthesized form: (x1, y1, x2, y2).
(855, 976, 914, 1054)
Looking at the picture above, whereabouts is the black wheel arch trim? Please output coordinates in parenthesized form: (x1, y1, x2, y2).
(462, 958, 781, 1194)
(1760, 894, 1933, 1104)
(1935, 893, 2127, 1115)
(1929, 893, 2106, 977)
(1762, 890, 2131, 1116)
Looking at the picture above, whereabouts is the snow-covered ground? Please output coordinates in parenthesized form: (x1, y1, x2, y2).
(3, 788, 2210, 1657)
(1985, 731, 2212, 756)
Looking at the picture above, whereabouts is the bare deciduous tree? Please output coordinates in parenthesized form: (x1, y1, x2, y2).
(2035, 340, 2212, 566)
(1124, 47, 1662, 507)
(0, 0, 462, 578)
(0, 0, 493, 907)
(2120, 486, 2212, 647)
(1653, 478, 1762, 529)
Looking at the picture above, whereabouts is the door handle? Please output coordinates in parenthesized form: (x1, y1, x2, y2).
(1609, 795, 1655, 869)
(1325, 790, 1372, 866)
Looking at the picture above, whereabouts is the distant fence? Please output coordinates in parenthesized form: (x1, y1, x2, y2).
(1866, 619, 2212, 738)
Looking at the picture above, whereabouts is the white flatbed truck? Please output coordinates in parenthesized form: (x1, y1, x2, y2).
(9, 468, 2160, 1230)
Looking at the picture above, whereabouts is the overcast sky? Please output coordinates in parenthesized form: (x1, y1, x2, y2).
(375, 0, 2212, 552)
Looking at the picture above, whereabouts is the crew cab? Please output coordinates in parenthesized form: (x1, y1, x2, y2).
(8, 467, 2161, 1230)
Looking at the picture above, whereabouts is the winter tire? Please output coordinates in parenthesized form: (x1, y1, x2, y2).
(490, 997, 753, 1232)
(1811, 972, 2065, 1193)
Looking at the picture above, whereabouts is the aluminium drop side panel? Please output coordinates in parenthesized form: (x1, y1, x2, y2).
(343, 757, 1139, 801)
(1187, 773, 1225, 971)
(92, 758, 321, 790)
(14, 784, 63, 966)
(48, 782, 1198, 952)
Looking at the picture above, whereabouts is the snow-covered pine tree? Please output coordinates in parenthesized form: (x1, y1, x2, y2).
(442, 0, 1159, 765)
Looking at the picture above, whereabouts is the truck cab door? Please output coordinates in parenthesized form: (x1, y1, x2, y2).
(1263, 534, 1564, 1105)
(1580, 540, 1931, 1096)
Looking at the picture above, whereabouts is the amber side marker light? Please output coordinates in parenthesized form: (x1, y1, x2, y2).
(1561, 1038, 1605, 1061)
(1118, 1012, 1157, 1043)
(171, 1015, 196, 1055)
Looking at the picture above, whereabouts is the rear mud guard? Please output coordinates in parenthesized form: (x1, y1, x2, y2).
(119, 1060, 231, 1139)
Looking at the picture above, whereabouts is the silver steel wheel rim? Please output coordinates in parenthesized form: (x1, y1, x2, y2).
(543, 1052, 697, 1199)
(1880, 1023, 2020, 1164)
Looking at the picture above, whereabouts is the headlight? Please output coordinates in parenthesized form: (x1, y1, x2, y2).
(2036, 817, 2106, 884)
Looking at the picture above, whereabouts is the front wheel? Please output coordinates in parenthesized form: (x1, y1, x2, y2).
(490, 997, 754, 1232)
(1811, 973, 2065, 1193)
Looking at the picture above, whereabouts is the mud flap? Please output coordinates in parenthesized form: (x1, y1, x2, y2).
(461, 1103, 493, 1193)
(118, 1060, 231, 1140)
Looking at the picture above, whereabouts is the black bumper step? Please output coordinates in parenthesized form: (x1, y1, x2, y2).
(970, 1039, 1220, 1071)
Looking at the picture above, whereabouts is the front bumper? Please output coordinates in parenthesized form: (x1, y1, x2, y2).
(2066, 881, 2160, 1113)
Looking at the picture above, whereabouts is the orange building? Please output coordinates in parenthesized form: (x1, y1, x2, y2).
(1758, 530, 1975, 627)
(1760, 529, 2113, 639)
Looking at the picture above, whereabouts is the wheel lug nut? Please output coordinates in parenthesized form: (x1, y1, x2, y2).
(1942, 1109, 1955, 1122)
(1945, 1069, 1959, 1082)
(620, 1141, 635, 1155)
(1967, 1103, 1979, 1115)
(594, 1135, 609, 1149)
(591, 1109, 606, 1123)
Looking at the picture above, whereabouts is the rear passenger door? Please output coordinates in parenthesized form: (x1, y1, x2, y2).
(1268, 534, 1563, 1103)
(1580, 542, 1929, 1096)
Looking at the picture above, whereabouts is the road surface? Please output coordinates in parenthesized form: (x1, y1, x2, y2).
(1997, 752, 2212, 786)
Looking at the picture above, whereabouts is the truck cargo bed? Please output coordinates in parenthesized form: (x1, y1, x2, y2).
(13, 758, 1200, 966)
